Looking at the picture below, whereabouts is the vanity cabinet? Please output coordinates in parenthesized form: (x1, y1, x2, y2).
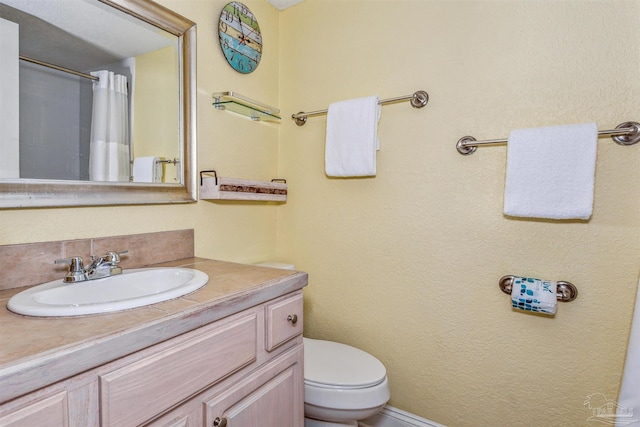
(0, 290, 304, 427)
(0, 392, 69, 427)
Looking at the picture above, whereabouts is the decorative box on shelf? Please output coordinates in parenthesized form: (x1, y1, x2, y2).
(199, 171, 287, 202)
(212, 92, 281, 122)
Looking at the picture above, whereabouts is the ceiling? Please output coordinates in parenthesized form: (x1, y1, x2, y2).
(0, 0, 175, 72)
(265, 0, 306, 11)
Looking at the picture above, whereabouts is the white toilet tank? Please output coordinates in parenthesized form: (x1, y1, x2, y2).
(255, 262, 390, 426)
(255, 262, 295, 270)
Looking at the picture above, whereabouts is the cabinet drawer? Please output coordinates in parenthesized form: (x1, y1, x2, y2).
(100, 313, 257, 427)
(265, 292, 303, 351)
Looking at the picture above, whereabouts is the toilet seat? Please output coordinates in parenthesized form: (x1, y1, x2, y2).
(304, 338, 386, 389)
(305, 376, 390, 411)
(303, 338, 391, 425)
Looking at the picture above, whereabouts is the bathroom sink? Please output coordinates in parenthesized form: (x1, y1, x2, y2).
(7, 268, 209, 317)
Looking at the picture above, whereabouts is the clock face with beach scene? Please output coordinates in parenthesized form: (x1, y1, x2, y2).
(218, 2, 262, 74)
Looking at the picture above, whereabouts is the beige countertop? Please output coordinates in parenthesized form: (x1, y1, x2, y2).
(0, 258, 307, 404)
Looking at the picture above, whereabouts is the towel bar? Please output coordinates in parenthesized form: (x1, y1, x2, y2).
(499, 275, 578, 302)
(456, 121, 640, 155)
(156, 158, 179, 165)
(291, 90, 429, 126)
(129, 158, 179, 165)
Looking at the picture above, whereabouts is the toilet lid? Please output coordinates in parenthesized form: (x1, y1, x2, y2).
(304, 338, 387, 388)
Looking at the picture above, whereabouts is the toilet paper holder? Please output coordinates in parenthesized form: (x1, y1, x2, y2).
(499, 275, 578, 302)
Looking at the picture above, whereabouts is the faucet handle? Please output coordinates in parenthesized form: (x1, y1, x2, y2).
(97, 250, 128, 277)
(104, 250, 128, 264)
(55, 256, 84, 272)
(90, 250, 128, 263)
(55, 256, 86, 283)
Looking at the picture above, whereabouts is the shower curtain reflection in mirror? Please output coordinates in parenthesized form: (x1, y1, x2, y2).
(0, 17, 19, 179)
(89, 70, 130, 182)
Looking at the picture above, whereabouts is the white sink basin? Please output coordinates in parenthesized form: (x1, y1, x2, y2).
(7, 268, 209, 317)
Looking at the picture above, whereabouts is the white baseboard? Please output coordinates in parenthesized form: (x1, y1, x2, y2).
(359, 405, 446, 427)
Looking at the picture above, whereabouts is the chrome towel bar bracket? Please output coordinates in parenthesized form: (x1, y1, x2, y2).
(156, 158, 179, 165)
(456, 121, 640, 155)
(291, 90, 429, 126)
(499, 275, 578, 302)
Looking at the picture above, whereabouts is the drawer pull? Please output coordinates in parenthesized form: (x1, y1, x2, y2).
(213, 417, 228, 427)
(287, 314, 298, 325)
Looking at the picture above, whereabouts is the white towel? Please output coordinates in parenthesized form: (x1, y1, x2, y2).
(133, 157, 162, 183)
(325, 96, 381, 177)
(503, 122, 598, 220)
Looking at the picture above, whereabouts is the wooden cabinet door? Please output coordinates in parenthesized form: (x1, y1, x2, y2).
(145, 409, 201, 427)
(0, 392, 68, 427)
(205, 346, 304, 427)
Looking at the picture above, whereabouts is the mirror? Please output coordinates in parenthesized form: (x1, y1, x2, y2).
(0, 0, 196, 208)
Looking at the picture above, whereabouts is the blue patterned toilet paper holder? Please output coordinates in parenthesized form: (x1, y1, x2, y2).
(499, 275, 578, 302)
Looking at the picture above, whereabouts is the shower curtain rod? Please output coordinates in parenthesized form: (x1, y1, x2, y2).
(19, 55, 99, 81)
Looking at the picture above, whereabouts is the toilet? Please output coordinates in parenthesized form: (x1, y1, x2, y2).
(303, 337, 390, 426)
(254, 263, 390, 425)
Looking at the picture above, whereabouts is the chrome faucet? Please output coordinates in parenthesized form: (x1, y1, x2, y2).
(55, 250, 128, 283)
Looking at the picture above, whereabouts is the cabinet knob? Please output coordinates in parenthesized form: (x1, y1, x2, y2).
(287, 314, 298, 325)
(213, 417, 228, 427)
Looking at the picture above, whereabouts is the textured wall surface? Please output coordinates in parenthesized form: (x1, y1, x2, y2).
(3, 0, 640, 425)
(277, 1, 640, 425)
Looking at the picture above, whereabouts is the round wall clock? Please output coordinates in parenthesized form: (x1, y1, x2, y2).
(218, 2, 262, 74)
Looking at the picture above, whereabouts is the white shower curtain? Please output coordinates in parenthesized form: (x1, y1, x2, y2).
(0, 17, 19, 179)
(89, 70, 130, 181)
(617, 276, 640, 426)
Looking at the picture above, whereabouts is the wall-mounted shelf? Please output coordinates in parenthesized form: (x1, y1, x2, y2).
(200, 171, 287, 202)
(212, 92, 281, 122)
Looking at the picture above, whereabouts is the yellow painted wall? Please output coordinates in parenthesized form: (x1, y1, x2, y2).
(0, 0, 281, 264)
(2, 0, 640, 425)
(133, 46, 180, 182)
(277, 0, 640, 425)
